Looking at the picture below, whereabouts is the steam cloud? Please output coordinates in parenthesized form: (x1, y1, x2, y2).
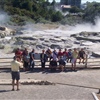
(0, 11, 99, 34)
(23, 17, 100, 36)
(70, 17, 100, 33)
(0, 12, 10, 25)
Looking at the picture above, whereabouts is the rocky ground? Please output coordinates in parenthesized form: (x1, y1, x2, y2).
(0, 23, 100, 57)
(0, 23, 100, 99)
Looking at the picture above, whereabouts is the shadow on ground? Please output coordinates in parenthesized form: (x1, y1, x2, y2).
(0, 90, 11, 93)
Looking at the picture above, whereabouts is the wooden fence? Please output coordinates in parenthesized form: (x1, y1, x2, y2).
(0, 56, 100, 69)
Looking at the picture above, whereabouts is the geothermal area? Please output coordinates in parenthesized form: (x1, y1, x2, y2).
(0, 13, 100, 58)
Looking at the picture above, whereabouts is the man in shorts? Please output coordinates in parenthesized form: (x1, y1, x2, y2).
(71, 48, 78, 71)
(11, 56, 23, 91)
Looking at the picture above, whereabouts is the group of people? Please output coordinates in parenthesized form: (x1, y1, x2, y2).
(11, 47, 86, 91)
(14, 47, 86, 72)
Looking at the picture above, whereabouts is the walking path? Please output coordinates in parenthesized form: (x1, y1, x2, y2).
(0, 69, 100, 100)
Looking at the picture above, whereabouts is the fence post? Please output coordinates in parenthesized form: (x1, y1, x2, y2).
(85, 54, 88, 68)
(99, 89, 100, 94)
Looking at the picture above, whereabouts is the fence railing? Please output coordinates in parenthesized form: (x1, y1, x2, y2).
(0, 56, 100, 69)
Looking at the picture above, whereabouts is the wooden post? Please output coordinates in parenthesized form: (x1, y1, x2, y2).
(98, 89, 100, 94)
(85, 54, 88, 68)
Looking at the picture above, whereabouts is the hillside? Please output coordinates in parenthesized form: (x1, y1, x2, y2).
(0, 0, 100, 25)
(0, 0, 63, 25)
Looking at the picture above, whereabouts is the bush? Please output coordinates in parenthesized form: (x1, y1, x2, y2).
(51, 11, 63, 22)
(10, 15, 26, 25)
(2, 0, 64, 23)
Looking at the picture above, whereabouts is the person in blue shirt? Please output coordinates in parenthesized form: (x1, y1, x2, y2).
(67, 49, 72, 63)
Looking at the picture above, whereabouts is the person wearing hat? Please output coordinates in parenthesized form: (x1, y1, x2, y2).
(11, 56, 23, 91)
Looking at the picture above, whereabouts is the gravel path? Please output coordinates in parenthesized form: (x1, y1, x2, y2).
(0, 68, 100, 100)
(0, 84, 96, 100)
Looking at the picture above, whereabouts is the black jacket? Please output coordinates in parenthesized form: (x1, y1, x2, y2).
(40, 53, 47, 62)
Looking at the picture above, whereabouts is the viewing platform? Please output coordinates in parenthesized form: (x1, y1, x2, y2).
(0, 57, 100, 70)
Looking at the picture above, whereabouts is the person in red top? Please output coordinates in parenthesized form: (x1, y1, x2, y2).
(15, 48, 23, 61)
(62, 48, 68, 63)
(58, 49, 63, 59)
(63, 48, 68, 57)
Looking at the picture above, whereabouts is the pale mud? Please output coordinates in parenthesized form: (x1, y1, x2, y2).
(0, 23, 100, 58)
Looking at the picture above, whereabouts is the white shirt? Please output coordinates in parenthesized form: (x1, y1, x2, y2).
(11, 60, 23, 72)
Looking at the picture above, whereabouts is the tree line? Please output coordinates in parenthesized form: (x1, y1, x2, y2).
(0, 0, 100, 25)
(0, 0, 63, 24)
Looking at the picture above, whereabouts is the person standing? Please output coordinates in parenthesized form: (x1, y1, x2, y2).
(40, 49, 47, 70)
(29, 49, 35, 71)
(46, 48, 52, 61)
(78, 48, 86, 64)
(58, 49, 63, 59)
(49, 58, 57, 72)
(15, 48, 23, 61)
(67, 49, 72, 63)
(71, 48, 78, 71)
(63, 48, 68, 63)
(23, 51, 30, 71)
(58, 56, 66, 71)
(11, 56, 23, 91)
(52, 49, 58, 61)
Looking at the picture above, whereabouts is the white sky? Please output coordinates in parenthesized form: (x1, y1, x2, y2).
(49, 0, 100, 3)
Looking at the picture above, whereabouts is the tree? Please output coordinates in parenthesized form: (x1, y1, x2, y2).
(51, 11, 63, 22)
(0, 0, 64, 23)
(69, 6, 82, 13)
(51, 0, 56, 9)
(83, 2, 100, 24)
(20, 0, 33, 12)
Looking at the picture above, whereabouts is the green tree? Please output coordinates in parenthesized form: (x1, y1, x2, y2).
(51, 0, 56, 9)
(51, 11, 63, 22)
(83, 2, 100, 24)
(69, 6, 82, 13)
(20, 0, 33, 12)
(0, 0, 64, 23)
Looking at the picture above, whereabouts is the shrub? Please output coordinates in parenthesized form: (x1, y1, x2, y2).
(51, 11, 63, 22)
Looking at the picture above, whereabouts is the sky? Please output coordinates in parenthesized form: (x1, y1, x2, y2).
(49, 0, 100, 3)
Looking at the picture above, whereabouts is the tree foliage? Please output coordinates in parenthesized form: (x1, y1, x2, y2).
(83, 2, 100, 24)
(0, 0, 100, 24)
(51, 11, 63, 22)
(69, 6, 82, 13)
(0, 0, 63, 23)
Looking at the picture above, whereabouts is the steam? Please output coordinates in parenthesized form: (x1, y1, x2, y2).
(0, 12, 10, 25)
(70, 17, 100, 33)
(4, 12, 100, 36)
(20, 17, 100, 38)
(21, 22, 40, 32)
